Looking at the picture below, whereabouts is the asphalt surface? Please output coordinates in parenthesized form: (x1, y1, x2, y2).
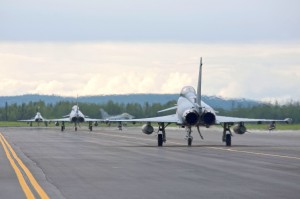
(0, 126, 299, 199)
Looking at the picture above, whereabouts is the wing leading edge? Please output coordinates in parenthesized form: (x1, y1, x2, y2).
(115, 114, 181, 124)
(216, 115, 292, 124)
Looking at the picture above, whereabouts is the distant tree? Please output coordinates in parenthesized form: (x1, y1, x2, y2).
(0, 99, 299, 123)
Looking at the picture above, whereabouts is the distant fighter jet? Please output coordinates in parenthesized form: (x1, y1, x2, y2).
(19, 111, 49, 127)
(100, 108, 134, 130)
(110, 58, 292, 147)
(51, 105, 101, 131)
(100, 108, 134, 121)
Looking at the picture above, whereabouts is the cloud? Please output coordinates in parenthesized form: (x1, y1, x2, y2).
(161, 73, 192, 93)
(0, 42, 300, 102)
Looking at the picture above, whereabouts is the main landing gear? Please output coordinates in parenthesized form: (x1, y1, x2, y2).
(89, 122, 93, 131)
(157, 123, 167, 147)
(61, 121, 65, 131)
(118, 122, 122, 131)
(222, 123, 232, 146)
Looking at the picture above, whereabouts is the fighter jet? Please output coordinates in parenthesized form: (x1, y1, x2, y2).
(100, 108, 135, 130)
(51, 105, 101, 131)
(111, 58, 292, 147)
(18, 111, 49, 127)
(100, 108, 135, 121)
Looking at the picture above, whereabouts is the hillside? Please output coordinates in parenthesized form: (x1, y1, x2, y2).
(0, 94, 261, 110)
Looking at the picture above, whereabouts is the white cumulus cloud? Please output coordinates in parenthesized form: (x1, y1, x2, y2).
(0, 42, 299, 103)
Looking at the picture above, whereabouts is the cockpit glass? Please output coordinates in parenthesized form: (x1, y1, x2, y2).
(72, 105, 79, 111)
(180, 86, 196, 95)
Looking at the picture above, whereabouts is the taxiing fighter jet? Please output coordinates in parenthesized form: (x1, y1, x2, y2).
(100, 108, 135, 130)
(110, 58, 292, 147)
(19, 111, 49, 127)
(100, 108, 134, 121)
(51, 105, 101, 131)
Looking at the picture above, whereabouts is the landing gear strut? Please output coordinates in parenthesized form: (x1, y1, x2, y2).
(222, 123, 232, 146)
(118, 122, 122, 131)
(185, 126, 193, 146)
(89, 122, 93, 131)
(61, 121, 65, 132)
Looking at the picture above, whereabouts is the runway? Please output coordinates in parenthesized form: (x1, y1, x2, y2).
(0, 126, 299, 199)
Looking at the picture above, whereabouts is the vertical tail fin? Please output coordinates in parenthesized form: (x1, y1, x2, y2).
(100, 108, 110, 119)
(196, 57, 202, 111)
(76, 94, 79, 115)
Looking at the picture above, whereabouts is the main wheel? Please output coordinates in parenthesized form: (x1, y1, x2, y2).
(158, 134, 163, 147)
(225, 134, 231, 146)
(61, 126, 64, 131)
(75, 127, 77, 131)
(89, 126, 92, 131)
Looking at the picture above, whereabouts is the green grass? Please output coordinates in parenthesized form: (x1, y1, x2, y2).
(0, 121, 76, 127)
(244, 123, 300, 131)
(0, 121, 28, 127)
(1, 121, 299, 130)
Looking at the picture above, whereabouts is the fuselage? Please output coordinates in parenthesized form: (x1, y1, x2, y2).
(176, 86, 216, 126)
(34, 112, 44, 122)
(107, 113, 134, 120)
(69, 105, 85, 123)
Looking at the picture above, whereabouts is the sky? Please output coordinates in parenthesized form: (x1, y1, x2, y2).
(1, 0, 300, 102)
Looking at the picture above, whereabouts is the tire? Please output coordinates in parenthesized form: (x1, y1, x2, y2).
(158, 134, 163, 147)
(188, 137, 193, 146)
(61, 126, 64, 131)
(226, 134, 231, 146)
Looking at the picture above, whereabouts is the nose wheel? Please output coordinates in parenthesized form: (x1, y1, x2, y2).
(187, 136, 193, 146)
(185, 126, 193, 146)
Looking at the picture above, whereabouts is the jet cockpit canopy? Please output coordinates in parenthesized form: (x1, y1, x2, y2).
(72, 105, 79, 111)
(180, 86, 197, 102)
(180, 86, 196, 96)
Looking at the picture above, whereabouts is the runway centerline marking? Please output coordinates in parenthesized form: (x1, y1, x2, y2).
(96, 131, 300, 160)
(96, 131, 157, 142)
(208, 147, 300, 160)
(0, 132, 50, 199)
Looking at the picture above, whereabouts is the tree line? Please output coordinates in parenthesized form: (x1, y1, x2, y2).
(0, 100, 299, 123)
(217, 101, 300, 123)
(0, 100, 177, 121)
